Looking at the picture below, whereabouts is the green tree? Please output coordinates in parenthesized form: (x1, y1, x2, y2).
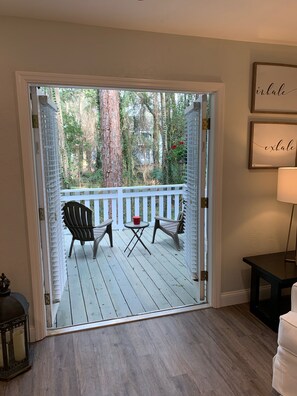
(42, 86, 198, 189)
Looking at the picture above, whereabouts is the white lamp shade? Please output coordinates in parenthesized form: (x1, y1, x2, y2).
(277, 167, 297, 204)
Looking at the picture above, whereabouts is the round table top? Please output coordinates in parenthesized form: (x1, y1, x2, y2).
(124, 221, 149, 229)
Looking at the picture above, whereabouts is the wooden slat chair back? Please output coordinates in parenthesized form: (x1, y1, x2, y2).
(63, 201, 113, 259)
(151, 211, 184, 251)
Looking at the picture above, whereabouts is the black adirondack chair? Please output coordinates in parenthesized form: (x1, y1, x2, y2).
(62, 201, 113, 259)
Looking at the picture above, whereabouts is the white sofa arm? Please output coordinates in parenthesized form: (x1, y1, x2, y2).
(273, 310, 297, 395)
(291, 282, 297, 313)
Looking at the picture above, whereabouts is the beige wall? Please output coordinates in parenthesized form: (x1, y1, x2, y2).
(1, 16, 297, 319)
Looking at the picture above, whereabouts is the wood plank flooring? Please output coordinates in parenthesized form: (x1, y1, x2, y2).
(0, 304, 278, 396)
(55, 227, 199, 328)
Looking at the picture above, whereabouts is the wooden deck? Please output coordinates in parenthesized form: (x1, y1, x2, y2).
(54, 227, 200, 329)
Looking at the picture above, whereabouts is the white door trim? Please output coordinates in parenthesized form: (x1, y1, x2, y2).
(15, 71, 224, 340)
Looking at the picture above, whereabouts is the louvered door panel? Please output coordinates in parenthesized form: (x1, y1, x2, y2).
(185, 101, 200, 279)
(39, 96, 67, 305)
(184, 95, 208, 302)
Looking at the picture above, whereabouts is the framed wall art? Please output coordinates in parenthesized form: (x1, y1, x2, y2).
(249, 121, 297, 169)
(251, 62, 297, 114)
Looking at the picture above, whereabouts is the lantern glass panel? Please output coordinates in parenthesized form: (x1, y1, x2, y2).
(0, 274, 31, 380)
(13, 325, 26, 362)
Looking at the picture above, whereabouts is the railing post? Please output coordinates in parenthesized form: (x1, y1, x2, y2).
(117, 187, 124, 230)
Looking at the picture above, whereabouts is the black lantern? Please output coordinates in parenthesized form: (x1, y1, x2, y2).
(0, 273, 31, 380)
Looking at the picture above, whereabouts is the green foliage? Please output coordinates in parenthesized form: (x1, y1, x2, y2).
(167, 141, 186, 163)
(84, 89, 99, 107)
(63, 112, 83, 152)
(43, 87, 201, 188)
(80, 169, 103, 187)
(60, 88, 80, 102)
(150, 167, 163, 183)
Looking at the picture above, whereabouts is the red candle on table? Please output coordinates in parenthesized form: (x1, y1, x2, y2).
(133, 216, 140, 225)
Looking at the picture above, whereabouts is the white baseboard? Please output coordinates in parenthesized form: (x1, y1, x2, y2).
(220, 285, 273, 307)
(220, 289, 250, 307)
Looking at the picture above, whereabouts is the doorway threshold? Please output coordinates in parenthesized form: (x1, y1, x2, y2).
(47, 303, 210, 337)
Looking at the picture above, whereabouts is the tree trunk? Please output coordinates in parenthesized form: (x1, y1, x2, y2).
(99, 90, 123, 188)
(160, 92, 168, 184)
(166, 93, 175, 184)
(153, 92, 160, 166)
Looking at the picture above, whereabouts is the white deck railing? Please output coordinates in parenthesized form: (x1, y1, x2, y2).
(60, 184, 185, 230)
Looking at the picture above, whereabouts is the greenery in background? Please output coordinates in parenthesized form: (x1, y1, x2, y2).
(42, 87, 198, 188)
(167, 141, 186, 184)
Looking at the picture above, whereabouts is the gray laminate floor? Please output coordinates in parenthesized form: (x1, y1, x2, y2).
(1, 304, 278, 396)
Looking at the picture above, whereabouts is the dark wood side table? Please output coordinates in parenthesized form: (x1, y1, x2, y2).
(243, 251, 297, 331)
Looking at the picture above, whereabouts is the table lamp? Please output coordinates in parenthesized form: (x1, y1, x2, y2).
(277, 167, 297, 263)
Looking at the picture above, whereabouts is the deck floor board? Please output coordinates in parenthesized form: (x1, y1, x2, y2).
(119, 230, 197, 306)
(56, 277, 72, 327)
(84, 250, 117, 320)
(86, 243, 132, 319)
(67, 252, 88, 325)
(105, 233, 159, 312)
(77, 247, 103, 323)
(112, 230, 172, 310)
(55, 227, 200, 328)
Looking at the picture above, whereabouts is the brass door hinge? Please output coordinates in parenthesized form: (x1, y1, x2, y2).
(32, 114, 39, 128)
(202, 118, 210, 131)
(201, 197, 208, 208)
(44, 293, 50, 306)
(201, 270, 208, 281)
(39, 208, 45, 221)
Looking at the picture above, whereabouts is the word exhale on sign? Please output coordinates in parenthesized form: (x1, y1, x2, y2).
(251, 63, 297, 114)
(264, 139, 295, 153)
(249, 122, 297, 169)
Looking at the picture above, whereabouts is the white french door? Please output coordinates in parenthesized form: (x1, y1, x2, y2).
(30, 87, 67, 328)
(184, 94, 209, 302)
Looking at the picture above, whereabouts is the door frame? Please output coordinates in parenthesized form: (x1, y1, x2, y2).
(16, 71, 224, 341)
